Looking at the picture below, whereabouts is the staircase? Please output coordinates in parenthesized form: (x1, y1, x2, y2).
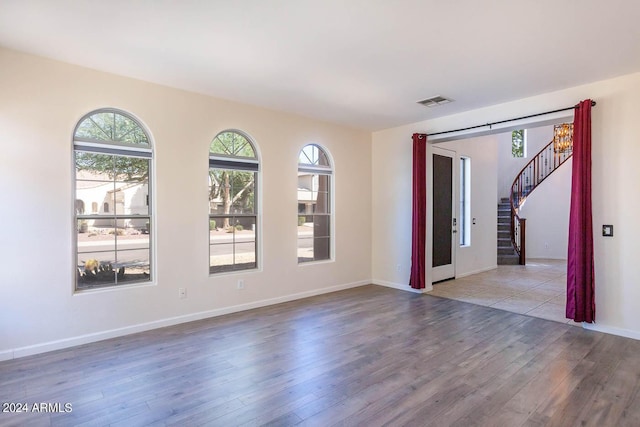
(497, 198, 519, 265)
(499, 124, 573, 265)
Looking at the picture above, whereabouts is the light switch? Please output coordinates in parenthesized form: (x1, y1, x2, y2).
(602, 225, 614, 237)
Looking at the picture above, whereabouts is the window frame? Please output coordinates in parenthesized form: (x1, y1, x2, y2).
(73, 108, 154, 291)
(297, 143, 334, 264)
(208, 129, 260, 275)
(459, 156, 471, 247)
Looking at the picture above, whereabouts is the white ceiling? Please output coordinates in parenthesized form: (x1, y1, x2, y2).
(1, 1, 639, 131)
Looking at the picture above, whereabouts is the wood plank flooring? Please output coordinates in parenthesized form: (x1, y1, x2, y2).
(1, 285, 640, 426)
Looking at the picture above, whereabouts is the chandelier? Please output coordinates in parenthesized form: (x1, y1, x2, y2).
(553, 123, 573, 153)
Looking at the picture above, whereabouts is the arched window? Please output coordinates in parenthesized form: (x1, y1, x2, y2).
(297, 144, 332, 263)
(73, 109, 153, 290)
(209, 130, 259, 273)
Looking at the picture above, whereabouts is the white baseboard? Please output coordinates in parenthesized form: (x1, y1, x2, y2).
(5, 280, 370, 361)
(455, 265, 498, 278)
(373, 279, 432, 294)
(582, 322, 640, 341)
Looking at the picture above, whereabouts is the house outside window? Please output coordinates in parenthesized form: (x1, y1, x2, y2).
(73, 109, 153, 290)
(209, 130, 259, 274)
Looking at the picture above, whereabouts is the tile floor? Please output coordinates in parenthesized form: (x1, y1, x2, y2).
(428, 258, 577, 325)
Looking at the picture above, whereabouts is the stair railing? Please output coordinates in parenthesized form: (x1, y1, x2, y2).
(510, 138, 573, 264)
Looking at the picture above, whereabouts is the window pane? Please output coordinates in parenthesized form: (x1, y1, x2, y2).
(77, 223, 115, 256)
(299, 144, 330, 167)
(210, 239, 235, 273)
(235, 242, 256, 266)
(113, 113, 149, 145)
(76, 152, 114, 181)
(76, 152, 116, 216)
(209, 169, 255, 215)
(113, 157, 149, 183)
(77, 251, 116, 288)
(313, 215, 330, 238)
(297, 236, 330, 263)
(229, 171, 255, 214)
(297, 235, 313, 263)
(88, 112, 117, 140)
(210, 131, 256, 159)
(313, 191, 329, 214)
(297, 173, 313, 190)
(459, 157, 471, 247)
(209, 216, 256, 273)
(124, 216, 150, 233)
(298, 188, 313, 208)
(76, 182, 115, 216)
(107, 157, 150, 216)
(297, 215, 330, 262)
(108, 183, 149, 216)
(512, 130, 525, 157)
(208, 170, 221, 214)
(116, 227, 151, 283)
(76, 224, 116, 288)
(75, 113, 115, 141)
(75, 111, 149, 146)
(297, 174, 329, 214)
(313, 236, 330, 261)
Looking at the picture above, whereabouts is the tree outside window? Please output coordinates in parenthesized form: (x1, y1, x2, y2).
(512, 129, 526, 157)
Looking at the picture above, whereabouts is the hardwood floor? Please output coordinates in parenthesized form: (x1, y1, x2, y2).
(2, 285, 640, 426)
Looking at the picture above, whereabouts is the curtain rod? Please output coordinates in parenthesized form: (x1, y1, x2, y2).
(426, 100, 596, 137)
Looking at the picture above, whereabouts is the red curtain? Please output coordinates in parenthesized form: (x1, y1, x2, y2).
(566, 100, 595, 323)
(410, 133, 427, 289)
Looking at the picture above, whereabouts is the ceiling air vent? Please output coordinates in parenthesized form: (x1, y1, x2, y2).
(417, 96, 453, 107)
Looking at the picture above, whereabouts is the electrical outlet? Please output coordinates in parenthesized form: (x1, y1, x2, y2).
(178, 288, 187, 299)
(237, 280, 245, 290)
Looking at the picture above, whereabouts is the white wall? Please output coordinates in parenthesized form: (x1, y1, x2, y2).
(370, 123, 414, 290)
(371, 129, 498, 290)
(519, 157, 572, 260)
(0, 47, 372, 359)
(373, 71, 640, 340)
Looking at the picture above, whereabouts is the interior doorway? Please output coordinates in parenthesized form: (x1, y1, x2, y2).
(427, 125, 571, 323)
